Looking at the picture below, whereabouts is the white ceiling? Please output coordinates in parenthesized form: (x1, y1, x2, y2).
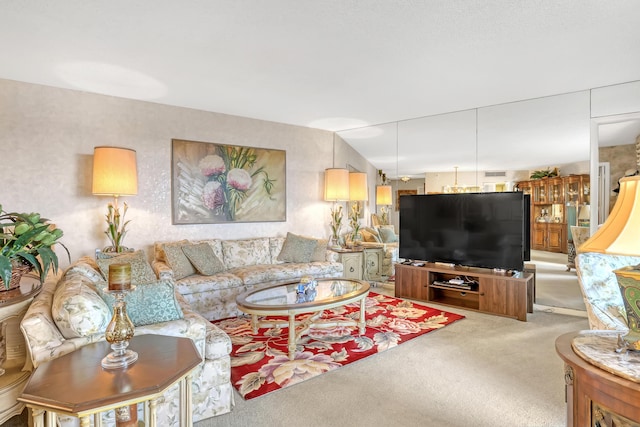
(2, 1, 640, 177)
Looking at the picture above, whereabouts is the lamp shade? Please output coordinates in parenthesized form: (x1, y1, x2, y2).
(92, 146, 138, 196)
(579, 176, 640, 255)
(349, 172, 368, 201)
(324, 168, 350, 201)
(376, 185, 392, 206)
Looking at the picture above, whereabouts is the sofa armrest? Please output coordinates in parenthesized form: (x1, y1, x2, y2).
(20, 277, 106, 369)
(152, 259, 175, 280)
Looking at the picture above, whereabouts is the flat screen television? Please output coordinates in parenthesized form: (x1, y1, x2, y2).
(399, 192, 530, 271)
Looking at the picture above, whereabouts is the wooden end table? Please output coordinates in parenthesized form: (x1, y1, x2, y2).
(19, 334, 201, 427)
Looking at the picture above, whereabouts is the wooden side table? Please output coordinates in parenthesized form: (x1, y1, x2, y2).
(556, 331, 640, 426)
(19, 334, 201, 427)
(0, 273, 42, 424)
(332, 248, 364, 280)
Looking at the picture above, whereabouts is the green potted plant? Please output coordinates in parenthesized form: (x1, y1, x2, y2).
(0, 205, 70, 289)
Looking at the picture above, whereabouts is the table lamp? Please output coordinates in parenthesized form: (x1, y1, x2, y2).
(579, 176, 640, 351)
(324, 168, 349, 248)
(349, 172, 368, 243)
(92, 146, 138, 253)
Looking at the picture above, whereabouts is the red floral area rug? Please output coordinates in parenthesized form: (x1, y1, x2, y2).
(212, 292, 465, 400)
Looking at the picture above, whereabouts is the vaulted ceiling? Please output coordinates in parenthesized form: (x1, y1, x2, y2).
(2, 1, 640, 177)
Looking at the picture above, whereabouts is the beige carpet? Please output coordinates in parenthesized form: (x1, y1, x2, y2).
(531, 250, 586, 312)
(201, 286, 588, 427)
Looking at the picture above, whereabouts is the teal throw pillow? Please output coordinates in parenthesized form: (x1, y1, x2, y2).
(378, 227, 398, 243)
(182, 242, 226, 276)
(277, 233, 318, 263)
(97, 279, 184, 327)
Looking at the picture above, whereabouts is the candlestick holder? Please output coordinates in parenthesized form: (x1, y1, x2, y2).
(102, 287, 138, 369)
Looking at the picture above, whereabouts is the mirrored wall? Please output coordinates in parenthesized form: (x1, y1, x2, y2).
(338, 80, 640, 231)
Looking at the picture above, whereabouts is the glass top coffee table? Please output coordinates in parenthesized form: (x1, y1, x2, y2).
(236, 278, 370, 360)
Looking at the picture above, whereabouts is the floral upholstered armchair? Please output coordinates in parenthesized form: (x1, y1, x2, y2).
(20, 255, 234, 426)
(575, 252, 640, 331)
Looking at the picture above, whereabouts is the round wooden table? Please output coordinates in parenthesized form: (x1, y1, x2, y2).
(556, 331, 640, 427)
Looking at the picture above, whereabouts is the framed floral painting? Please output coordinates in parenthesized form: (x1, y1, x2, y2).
(171, 139, 286, 224)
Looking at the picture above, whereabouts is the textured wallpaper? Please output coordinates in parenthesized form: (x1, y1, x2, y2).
(0, 79, 376, 266)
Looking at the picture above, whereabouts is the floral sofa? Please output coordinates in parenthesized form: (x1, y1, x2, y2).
(152, 233, 344, 321)
(575, 252, 640, 331)
(20, 255, 233, 426)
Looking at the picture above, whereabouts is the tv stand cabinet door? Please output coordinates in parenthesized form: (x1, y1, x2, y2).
(395, 264, 429, 301)
(479, 278, 527, 321)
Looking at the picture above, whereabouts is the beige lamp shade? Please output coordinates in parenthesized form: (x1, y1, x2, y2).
(324, 168, 350, 201)
(92, 146, 138, 196)
(579, 176, 640, 255)
(376, 185, 392, 206)
(349, 172, 368, 201)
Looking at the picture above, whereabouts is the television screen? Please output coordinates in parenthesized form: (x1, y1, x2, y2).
(399, 192, 530, 271)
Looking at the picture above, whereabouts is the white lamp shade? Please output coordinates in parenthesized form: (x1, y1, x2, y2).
(324, 168, 350, 201)
(349, 172, 368, 201)
(92, 146, 138, 196)
(580, 176, 640, 255)
(376, 185, 392, 206)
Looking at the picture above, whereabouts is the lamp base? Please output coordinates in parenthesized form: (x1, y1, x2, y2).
(102, 341, 139, 369)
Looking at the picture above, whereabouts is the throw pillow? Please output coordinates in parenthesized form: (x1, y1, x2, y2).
(182, 242, 226, 276)
(52, 275, 111, 339)
(98, 279, 184, 327)
(277, 232, 318, 263)
(96, 250, 157, 285)
(378, 227, 398, 243)
(360, 227, 381, 243)
(162, 242, 197, 280)
(311, 239, 329, 262)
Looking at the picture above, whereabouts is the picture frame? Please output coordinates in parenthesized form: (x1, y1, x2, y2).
(396, 189, 417, 211)
(171, 139, 286, 224)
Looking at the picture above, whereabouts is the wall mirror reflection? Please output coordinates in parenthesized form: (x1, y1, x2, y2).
(338, 81, 640, 313)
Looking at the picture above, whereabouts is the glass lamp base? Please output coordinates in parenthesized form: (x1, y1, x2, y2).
(102, 341, 138, 369)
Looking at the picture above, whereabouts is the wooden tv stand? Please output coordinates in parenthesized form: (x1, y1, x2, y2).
(395, 262, 533, 321)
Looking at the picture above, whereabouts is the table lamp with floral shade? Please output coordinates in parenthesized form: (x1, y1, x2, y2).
(92, 146, 138, 254)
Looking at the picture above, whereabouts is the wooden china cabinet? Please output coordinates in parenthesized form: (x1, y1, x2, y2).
(517, 174, 589, 254)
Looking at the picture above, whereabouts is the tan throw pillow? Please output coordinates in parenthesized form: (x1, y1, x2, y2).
(311, 239, 329, 262)
(96, 250, 156, 285)
(360, 227, 381, 243)
(162, 242, 197, 280)
(277, 233, 318, 263)
(182, 243, 226, 276)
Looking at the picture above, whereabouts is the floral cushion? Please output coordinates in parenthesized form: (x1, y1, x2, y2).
(162, 241, 197, 280)
(97, 279, 184, 327)
(51, 274, 111, 339)
(222, 238, 271, 269)
(182, 242, 226, 276)
(96, 250, 157, 285)
(277, 232, 317, 263)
